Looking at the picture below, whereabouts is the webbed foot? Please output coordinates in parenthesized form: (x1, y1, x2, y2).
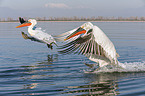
(47, 44, 53, 50)
(84, 63, 95, 68)
(21, 32, 30, 39)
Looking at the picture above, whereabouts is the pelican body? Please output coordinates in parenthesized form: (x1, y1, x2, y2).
(57, 22, 120, 68)
(16, 17, 57, 49)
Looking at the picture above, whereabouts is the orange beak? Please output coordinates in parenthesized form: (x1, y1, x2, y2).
(64, 27, 86, 41)
(16, 22, 32, 28)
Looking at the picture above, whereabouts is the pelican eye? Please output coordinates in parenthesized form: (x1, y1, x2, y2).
(81, 26, 84, 29)
(87, 29, 93, 34)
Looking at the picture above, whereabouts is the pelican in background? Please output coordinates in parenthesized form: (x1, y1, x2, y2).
(57, 22, 120, 70)
(16, 17, 57, 49)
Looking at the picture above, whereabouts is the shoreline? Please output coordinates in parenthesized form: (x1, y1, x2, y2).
(1, 20, 145, 23)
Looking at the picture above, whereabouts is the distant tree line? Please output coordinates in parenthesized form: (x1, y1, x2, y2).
(1, 16, 145, 22)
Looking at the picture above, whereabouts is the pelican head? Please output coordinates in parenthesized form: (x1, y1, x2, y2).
(64, 22, 93, 41)
(16, 19, 37, 28)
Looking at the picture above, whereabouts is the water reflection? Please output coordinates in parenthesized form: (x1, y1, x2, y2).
(66, 82, 119, 95)
(20, 54, 58, 90)
(62, 73, 119, 95)
(23, 83, 38, 89)
(38, 54, 58, 65)
(62, 72, 145, 96)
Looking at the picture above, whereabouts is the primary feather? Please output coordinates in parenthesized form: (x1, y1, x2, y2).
(57, 22, 119, 67)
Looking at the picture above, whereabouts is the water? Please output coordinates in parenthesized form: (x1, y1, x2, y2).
(1, 21, 145, 95)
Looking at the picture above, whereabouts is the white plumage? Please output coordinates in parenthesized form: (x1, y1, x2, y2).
(28, 19, 56, 44)
(57, 22, 119, 68)
(16, 19, 57, 49)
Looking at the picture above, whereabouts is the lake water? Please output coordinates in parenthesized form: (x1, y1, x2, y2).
(1, 21, 145, 95)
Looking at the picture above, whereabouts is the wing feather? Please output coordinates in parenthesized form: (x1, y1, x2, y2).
(58, 40, 76, 49)
(82, 41, 90, 55)
(74, 43, 85, 54)
(77, 42, 87, 55)
(58, 24, 119, 65)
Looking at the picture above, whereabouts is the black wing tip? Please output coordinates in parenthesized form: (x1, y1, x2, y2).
(19, 17, 26, 24)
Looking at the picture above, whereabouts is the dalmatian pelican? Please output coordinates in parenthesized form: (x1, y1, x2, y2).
(57, 22, 120, 69)
(16, 17, 57, 49)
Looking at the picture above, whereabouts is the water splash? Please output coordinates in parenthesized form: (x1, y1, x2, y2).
(84, 61, 145, 73)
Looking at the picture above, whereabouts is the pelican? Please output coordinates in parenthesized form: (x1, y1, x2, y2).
(16, 17, 57, 49)
(57, 22, 120, 69)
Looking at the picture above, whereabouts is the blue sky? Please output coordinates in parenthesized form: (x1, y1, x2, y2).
(0, 0, 145, 19)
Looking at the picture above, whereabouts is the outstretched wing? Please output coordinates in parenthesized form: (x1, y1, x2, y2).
(58, 30, 107, 58)
(58, 26, 119, 64)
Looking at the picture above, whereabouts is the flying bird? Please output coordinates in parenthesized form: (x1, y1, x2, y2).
(57, 22, 120, 70)
(16, 17, 57, 49)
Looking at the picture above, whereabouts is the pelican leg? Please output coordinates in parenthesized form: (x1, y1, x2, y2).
(95, 67, 100, 71)
(21, 32, 30, 39)
(84, 63, 95, 68)
(84, 63, 101, 72)
(21, 31, 44, 43)
(47, 44, 53, 50)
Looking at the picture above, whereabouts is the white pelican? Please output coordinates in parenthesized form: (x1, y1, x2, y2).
(57, 22, 120, 69)
(16, 17, 57, 49)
